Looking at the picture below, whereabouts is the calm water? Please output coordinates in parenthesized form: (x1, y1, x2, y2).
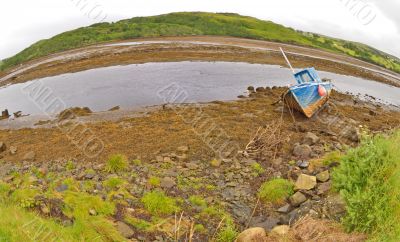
(0, 61, 399, 115)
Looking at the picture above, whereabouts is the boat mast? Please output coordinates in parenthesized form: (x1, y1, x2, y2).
(279, 47, 295, 74)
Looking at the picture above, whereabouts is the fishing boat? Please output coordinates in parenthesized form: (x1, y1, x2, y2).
(279, 48, 333, 118)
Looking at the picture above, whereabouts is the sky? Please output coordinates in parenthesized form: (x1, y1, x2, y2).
(0, 0, 399, 60)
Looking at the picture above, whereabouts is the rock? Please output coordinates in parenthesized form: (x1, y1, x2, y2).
(293, 144, 312, 158)
(271, 225, 290, 235)
(277, 203, 292, 213)
(163, 157, 172, 163)
(185, 162, 198, 170)
(289, 192, 307, 207)
(116, 221, 134, 239)
(23, 151, 36, 161)
(303, 132, 320, 145)
(236, 227, 266, 242)
(160, 177, 176, 189)
(252, 216, 280, 231)
(296, 160, 309, 169)
(40, 204, 50, 215)
(108, 106, 120, 111)
(342, 126, 360, 142)
(295, 174, 317, 190)
(89, 209, 97, 216)
(317, 181, 331, 195)
(0, 142, 6, 153)
(316, 170, 330, 182)
(247, 86, 255, 92)
(210, 159, 221, 167)
(56, 184, 68, 192)
(156, 156, 163, 162)
(177, 145, 189, 153)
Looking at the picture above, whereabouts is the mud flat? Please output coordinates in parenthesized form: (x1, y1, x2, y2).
(1, 36, 399, 87)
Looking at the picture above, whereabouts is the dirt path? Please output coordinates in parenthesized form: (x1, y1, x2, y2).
(1, 36, 399, 87)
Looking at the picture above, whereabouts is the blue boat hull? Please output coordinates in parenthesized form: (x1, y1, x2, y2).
(284, 82, 333, 118)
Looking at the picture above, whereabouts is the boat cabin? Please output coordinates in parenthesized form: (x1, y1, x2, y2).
(294, 68, 322, 84)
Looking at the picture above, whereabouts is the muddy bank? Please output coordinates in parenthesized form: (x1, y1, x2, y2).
(1, 36, 399, 87)
(0, 87, 399, 163)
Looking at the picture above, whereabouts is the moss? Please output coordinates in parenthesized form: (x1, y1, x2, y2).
(215, 223, 238, 242)
(131, 159, 142, 166)
(105, 154, 128, 173)
(125, 216, 153, 231)
(148, 176, 161, 187)
(66, 160, 75, 171)
(141, 190, 180, 216)
(251, 162, 265, 176)
(258, 178, 294, 205)
(322, 151, 342, 166)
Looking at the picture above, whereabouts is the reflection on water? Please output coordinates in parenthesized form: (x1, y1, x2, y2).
(0, 61, 399, 115)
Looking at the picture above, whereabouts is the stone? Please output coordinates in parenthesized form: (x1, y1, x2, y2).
(56, 184, 68, 192)
(303, 132, 320, 145)
(295, 174, 317, 190)
(289, 191, 307, 207)
(116, 221, 135, 238)
(185, 162, 198, 170)
(236, 227, 266, 242)
(252, 216, 280, 231)
(89, 209, 97, 216)
(293, 144, 312, 158)
(156, 156, 163, 162)
(163, 157, 172, 163)
(317, 181, 331, 195)
(271, 225, 290, 235)
(177, 145, 189, 153)
(296, 160, 309, 169)
(40, 204, 50, 215)
(23, 151, 36, 161)
(277, 203, 292, 213)
(342, 126, 360, 142)
(316, 170, 330, 182)
(0, 142, 6, 153)
(160, 177, 176, 189)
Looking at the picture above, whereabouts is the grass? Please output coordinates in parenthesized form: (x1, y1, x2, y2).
(105, 154, 128, 173)
(1, 12, 399, 74)
(103, 176, 125, 190)
(141, 190, 180, 216)
(148, 176, 161, 187)
(332, 131, 400, 241)
(251, 162, 265, 176)
(189, 195, 207, 209)
(258, 178, 294, 205)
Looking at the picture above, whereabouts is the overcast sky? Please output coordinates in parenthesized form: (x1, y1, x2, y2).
(0, 0, 399, 60)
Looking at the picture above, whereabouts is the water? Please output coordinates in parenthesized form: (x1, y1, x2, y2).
(0, 61, 399, 116)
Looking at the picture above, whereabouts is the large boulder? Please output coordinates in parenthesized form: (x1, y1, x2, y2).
(116, 221, 134, 238)
(236, 227, 267, 242)
(295, 174, 317, 190)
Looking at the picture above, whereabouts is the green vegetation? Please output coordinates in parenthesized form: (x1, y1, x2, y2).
(1, 12, 399, 74)
(105, 154, 128, 173)
(148, 176, 161, 187)
(333, 131, 400, 241)
(258, 178, 294, 205)
(141, 190, 180, 216)
(251, 162, 265, 176)
(216, 223, 239, 242)
(189, 195, 207, 209)
(322, 150, 342, 166)
(103, 176, 125, 190)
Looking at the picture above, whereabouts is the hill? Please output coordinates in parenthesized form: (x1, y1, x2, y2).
(1, 12, 400, 73)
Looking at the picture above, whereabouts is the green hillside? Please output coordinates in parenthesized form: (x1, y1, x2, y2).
(1, 12, 399, 73)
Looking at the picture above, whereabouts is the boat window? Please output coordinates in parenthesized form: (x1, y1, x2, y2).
(300, 72, 314, 83)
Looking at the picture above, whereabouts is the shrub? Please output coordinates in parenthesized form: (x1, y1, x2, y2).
(141, 191, 179, 216)
(258, 178, 294, 205)
(105, 154, 128, 173)
(333, 131, 400, 241)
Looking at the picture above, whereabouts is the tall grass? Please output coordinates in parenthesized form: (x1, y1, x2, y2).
(333, 131, 400, 241)
(1, 12, 399, 73)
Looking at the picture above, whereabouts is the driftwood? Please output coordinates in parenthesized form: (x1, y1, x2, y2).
(244, 121, 286, 159)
